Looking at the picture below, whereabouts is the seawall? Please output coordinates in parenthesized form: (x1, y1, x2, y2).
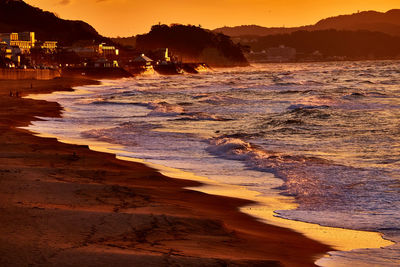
(62, 67, 132, 79)
(0, 68, 61, 80)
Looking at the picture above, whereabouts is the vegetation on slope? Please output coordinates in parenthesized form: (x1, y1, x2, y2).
(0, 0, 109, 45)
(135, 24, 248, 67)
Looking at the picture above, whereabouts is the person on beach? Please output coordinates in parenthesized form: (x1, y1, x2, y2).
(9, 91, 13, 97)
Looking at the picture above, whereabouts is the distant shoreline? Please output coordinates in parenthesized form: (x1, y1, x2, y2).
(247, 57, 400, 64)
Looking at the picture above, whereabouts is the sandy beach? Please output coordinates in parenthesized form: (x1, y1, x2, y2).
(0, 78, 331, 266)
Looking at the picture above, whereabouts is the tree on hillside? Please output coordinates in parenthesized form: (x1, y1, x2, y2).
(135, 24, 248, 67)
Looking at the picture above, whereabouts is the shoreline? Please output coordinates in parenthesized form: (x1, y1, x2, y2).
(24, 75, 394, 252)
(0, 76, 354, 266)
(25, 125, 395, 256)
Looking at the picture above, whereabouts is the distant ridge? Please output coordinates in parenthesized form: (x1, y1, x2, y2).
(0, 0, 109, 45)
(214, 9, 400, 37)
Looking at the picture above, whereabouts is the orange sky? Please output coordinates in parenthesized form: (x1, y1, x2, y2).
(25, 0, 399, 37)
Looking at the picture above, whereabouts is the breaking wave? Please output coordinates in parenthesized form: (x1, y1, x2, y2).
(147, 101, 185, 116)
(207, 137, 398, 216)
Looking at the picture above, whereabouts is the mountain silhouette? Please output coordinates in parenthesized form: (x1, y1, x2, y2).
(0, 0, 109, 45)
(214, 9, 400, 37)
(247, 29, 400, 59)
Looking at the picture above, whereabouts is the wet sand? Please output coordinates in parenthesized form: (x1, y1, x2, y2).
(0, 77, 331, 266)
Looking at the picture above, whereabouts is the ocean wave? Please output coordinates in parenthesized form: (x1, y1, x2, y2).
(81, 129, 117, 144)
(207, 137, 260, 161)
(208, 137, 330, 165)
(276, 89, 317, 95)
(341, 92, 366, 100)
(207, 137, 335, 200)
(207, 137, 398, 214)
(380, 79, 399, 85)
(287, 104, 330, 110)
(367, 91, 388, 97)
(92, 100, 139, 105)
(274, 82, 301, 86)
(358, 80, 375, 84)
(81, 122, 159, 147)
(174, 112, 231, 121)
(147, 101, 185, 116)
(196, 95, 243, 105)
(286, 104, 331, 120)
(91, 99, 185, 117)
(304, 80, 324, 85)
(192, 93, 208, 99)
(277, 90, 302, 94)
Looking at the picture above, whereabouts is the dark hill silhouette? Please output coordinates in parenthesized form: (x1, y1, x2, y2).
(0, 0, 109, 45)
(245, 29, 400, 60)
(111, 36, 137, 49)
(214, 9, 400, 37)
(213, 25, 300, 37)
(135, 24, 248, 67)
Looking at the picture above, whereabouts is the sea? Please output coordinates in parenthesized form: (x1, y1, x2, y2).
(27, 61, 400, 266)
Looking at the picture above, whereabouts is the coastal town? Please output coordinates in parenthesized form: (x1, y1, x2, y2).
(1, 0, 399, 266)
(0, 31, 209, 80)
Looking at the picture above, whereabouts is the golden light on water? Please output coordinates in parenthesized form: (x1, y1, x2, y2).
(25, 117, 394, 257)
(23, 126, 395, 265)
(187, 183, 393, 251)
(139, 163, 394, 265)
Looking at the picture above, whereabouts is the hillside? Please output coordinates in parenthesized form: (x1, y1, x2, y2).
(244, 29, 400, 60)
(135, 24, 248, 67)
(213, 25, 302, 37)
(214, 9, 400, 37)
(0, 0, 109, 45)
(111, 36, 137, 49)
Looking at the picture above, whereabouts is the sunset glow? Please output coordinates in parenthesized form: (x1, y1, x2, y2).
(1, 0, 400, 266)
(25, 0, 400, 37)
